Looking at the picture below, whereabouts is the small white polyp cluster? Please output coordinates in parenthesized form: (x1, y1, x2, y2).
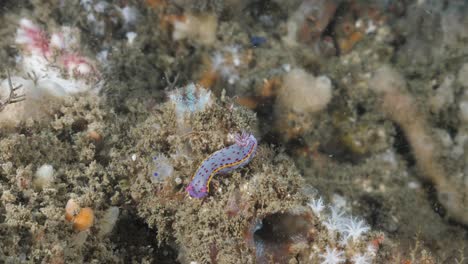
(308, 196, 375, 264)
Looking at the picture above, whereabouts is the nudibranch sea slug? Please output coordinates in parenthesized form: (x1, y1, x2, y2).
(186, 132, 257, 198)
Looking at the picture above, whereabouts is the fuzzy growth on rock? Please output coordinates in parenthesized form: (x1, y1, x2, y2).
(369, 65, 468, 225)
(275, 68, 333, 140)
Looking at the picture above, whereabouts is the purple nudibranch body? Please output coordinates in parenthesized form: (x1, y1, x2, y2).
(186, 132, 258, 198)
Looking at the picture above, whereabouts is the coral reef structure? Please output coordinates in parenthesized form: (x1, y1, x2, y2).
(0, 0, 466, 263)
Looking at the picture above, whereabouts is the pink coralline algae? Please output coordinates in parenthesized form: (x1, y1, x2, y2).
(16, 20, 50, 56)
(16, 18, 98, 80)
(186, 132, 258, 198)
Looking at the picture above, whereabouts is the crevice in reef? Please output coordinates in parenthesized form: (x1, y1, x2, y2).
(251, 212, 314, 264)
(392, 123, 415, 167)
(110, 211, 179, 264)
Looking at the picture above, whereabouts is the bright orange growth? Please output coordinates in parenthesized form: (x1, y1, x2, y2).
(65, 199, 94, 231)
(73, 207, 94, 231)
(65, 212, 74, 222)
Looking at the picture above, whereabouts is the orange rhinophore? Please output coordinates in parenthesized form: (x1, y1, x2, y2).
(65, 199, 94, 231)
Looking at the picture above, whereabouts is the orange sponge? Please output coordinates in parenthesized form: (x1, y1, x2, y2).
(65, 199, 94, 231)
(73, 207, 94, 231)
